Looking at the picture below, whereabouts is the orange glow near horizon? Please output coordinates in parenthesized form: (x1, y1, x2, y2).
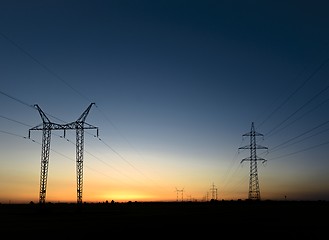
(1, 185, 326, 204)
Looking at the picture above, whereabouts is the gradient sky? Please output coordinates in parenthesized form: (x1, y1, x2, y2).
(1, 0, 329, 203)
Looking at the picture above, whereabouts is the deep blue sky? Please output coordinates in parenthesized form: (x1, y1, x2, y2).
(1, 0, 329, 202)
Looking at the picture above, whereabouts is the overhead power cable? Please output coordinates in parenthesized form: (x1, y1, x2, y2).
(0, 90, 67, 123)
(268, 127, 329, 154)
(270, 119, 329, 152)
(269, 140, 329, 161)
(0, 31, 90, 102)
(260, 55, 329, 135)
(0, 128, 120, 182)
(266, 95, 329, 139)
(265, 83, 329, 138)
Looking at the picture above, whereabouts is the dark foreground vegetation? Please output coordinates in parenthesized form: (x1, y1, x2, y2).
(0, 200, 328, 238)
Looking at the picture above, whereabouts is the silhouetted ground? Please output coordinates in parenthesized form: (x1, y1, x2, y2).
(0, 200, 328, 238)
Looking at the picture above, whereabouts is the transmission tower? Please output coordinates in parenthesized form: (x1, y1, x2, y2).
(239, 122, 267, 201)
(29, 103, 98, 204)
(210, 182, 218, 200)
(175, 187, 184, 202)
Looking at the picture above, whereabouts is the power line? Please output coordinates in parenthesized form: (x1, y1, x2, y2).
(265, 95, 329, 139)
(0, 129, 29, 139)
(0, 128, 123, 183)
(269, 140, 329, 161)
(97, 136, 162, 187)
(0, 115, 32, 127)
(94, 104, 146, 159)
(0, 90, 67, 123)
(268, 127, 329, 154)
(0, 90, 35, 109)
(257, 50, 329, 131)
(220, 138, 246, 195)
(265, 83, 329, 137)
(0, 32, 90, 102)
(270, 119, 329, 152)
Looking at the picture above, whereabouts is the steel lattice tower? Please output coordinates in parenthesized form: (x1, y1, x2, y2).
(239, 122, 267, 201)
(175, 187, 184, 202)
(29, 103, 98, 204)
(210, 182, 218, 200)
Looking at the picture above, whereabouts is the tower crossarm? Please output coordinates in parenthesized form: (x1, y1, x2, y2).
(242, 131, 264, 137)
(60, 121, 98, 138)
(62, 121, 98, 130)
(29, 122, 67, 131)
(255, 144, 268, 150)
(34, 104, 51, 123)
(76, 102, 95, 123)
(29, 104, 75, 136)
(240, 157, 267, 164)
(239, 144, 268, 150)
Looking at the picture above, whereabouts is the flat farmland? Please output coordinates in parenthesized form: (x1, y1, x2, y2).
(0, 200, 328, 238)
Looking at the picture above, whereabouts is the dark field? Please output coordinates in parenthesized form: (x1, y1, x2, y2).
(0, 200, 328, 238)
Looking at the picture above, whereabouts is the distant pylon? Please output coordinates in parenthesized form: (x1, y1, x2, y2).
(210, 182, 218, 200)
(239, 122, 267, 201)
(175, 187, 184, 202)
(29, 103, 98, 204)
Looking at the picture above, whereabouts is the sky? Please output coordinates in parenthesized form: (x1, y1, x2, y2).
(1, 0, 329, 203)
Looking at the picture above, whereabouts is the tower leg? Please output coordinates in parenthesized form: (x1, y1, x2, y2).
(249, 160, 260, 200)
(39, 128, 51, 204)
(76, 127, 84, 204)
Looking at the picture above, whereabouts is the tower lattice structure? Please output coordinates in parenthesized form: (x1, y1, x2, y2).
(210, 182, 218, 200)
(29, 103, 98, 204)
(239, 122, 267, 200)
(175, 187, 184, 202)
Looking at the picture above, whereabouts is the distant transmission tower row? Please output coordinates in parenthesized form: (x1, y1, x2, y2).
(29, 103, 98, 204)
(239, 122, 267, 200)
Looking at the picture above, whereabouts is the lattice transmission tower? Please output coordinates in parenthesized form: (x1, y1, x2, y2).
(210, 182, 218, 200)
(29, 103, 98, 204)
(175, 187, 184, 202)
(239, 122, 267, 201)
